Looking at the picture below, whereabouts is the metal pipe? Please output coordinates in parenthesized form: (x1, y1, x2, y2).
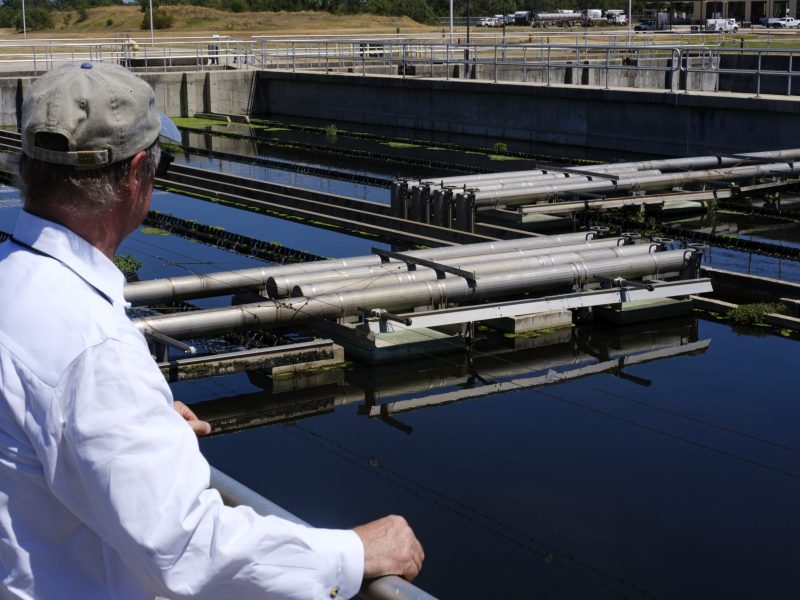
(124, 231, 597, 304)
(426, 148, 800, 190)
(293, 243, 657, 298)
(420, 164, 654, 187)
(473, 161, 800, 207)
(455, 169, 664, 193)
(133, 250, 692, 340)
(267, 237, 626, 298)
(210, 468, 437, 600)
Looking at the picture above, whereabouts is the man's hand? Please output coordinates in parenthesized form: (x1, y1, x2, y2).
(353, 515, 424, 582)
(173, 400, 212, 436)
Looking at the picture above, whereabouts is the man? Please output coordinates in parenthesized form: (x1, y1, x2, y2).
(0, 62, 423, 599)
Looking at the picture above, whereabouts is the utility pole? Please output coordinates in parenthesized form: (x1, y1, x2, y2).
(450, 0, 454, 39)
(467, 0, 471, 43)
(149, 0, 154, 42)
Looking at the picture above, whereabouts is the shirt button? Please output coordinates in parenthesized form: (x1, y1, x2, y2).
(329, 587, 339, 598)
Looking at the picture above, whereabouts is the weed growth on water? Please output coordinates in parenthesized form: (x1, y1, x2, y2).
(726, 302, 785, 326)
(140, 227, 169, 236)
(113, 254, 142, 280)
(385, 142, 420, 148)
(325, 124, 338, 144)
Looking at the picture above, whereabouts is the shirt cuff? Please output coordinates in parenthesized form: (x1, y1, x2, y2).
(309, 527, 364, 600)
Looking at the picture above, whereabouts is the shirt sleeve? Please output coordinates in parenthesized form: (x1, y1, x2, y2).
(44, 336, 364, 600)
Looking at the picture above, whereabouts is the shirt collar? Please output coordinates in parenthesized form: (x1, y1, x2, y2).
(12, 210, 128, 308)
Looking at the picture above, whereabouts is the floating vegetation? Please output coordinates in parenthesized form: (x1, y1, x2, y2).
(141, 226, 170, 236)
(385, 141, 420, 149)
(113, 254, 142, 279)
(726, 302, 786, 326)
(493, 142, 509, 155)
(489, 154, 522, 161)
(325, 124, 338, 144)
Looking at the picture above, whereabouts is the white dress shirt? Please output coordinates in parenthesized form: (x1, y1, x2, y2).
(0, 211, 363, 599)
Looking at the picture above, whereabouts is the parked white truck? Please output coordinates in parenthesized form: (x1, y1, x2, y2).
(605, 9, 628, 24)
(705, 18, 739, 31)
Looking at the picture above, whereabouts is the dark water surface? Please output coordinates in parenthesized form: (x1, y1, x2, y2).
(1, 137, 799, 600)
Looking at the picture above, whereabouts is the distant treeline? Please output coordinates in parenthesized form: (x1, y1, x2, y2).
(0, 0, 635, 31)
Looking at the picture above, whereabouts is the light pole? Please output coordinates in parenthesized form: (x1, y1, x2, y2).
(628, 0, 632, 33)
(467, 0, 471, 43)
(450, 0, 453, 39)
(149, 0, 154, 42)
(21, 0, 27, 39)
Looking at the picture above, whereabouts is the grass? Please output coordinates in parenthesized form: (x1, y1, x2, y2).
(0, 7, 431, 38)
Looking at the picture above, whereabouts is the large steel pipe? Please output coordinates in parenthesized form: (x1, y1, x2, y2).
(473, 162, 800, 207)
(292, 243, 657, 298)
(422, 166, 660, 189)
(267, 237, 627, 298)
(464, 170, 664, 193)
(124, 231, 596, 304)
(428, 148, 800, 189)
(133, 250, 692, 340)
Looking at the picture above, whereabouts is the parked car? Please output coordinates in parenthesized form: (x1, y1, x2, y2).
(634, 20, 657, 31)
(478, 16, 494, 26)
(773, 16, 800, 27)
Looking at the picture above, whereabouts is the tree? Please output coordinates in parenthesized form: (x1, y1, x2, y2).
(141, 6, 174, 29)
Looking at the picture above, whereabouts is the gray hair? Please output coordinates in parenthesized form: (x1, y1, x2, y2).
(17, 140, 160, 215)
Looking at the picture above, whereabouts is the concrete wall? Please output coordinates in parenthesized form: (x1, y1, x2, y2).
(2, 66, 798, 158)
(0, 70, 256, 129)
(252, 70, 800, 156)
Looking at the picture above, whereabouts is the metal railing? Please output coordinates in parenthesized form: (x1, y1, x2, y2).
(257, 37, 800, 97)
(1, 34, 800, 97)
(0, 35, 261, 75)
(211, 467, 437, 600)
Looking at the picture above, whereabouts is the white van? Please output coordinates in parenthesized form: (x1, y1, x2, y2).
(705, 18, 739, 31)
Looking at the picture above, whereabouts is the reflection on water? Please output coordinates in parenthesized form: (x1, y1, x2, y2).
(192, 318, 704, 436)
(197, 316, 800, 599)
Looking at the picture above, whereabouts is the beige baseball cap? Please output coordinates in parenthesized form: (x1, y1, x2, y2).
(21, 62, 180, 169)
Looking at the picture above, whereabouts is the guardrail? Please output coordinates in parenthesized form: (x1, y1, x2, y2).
(1, 35, 799, 97)
(210, 467, 437, 600)
(0, 35, 262, 75)
(259, 38, 800, 96)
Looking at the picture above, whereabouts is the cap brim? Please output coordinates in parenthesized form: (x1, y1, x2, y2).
(158, 112, 181, 142)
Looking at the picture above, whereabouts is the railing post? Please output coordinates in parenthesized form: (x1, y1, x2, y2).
(494, 43, 498, 82)
(788, 52, 793, 96)
(546, 46, 551, 86)
(523, 45, 527, 82)
(756, 51, 762, 97)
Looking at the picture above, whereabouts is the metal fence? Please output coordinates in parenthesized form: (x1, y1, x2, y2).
(2, 34, 800, 97)
(256, 37, 800, 96)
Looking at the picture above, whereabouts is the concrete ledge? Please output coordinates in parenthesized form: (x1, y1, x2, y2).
(311, 320, 465, 364)
(595, 297, 694, 324)
(700, 266, 800, 304)
(764, 312, 800, 330)
(689, 295, 738, 313)
(485, 309, 572, 333)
